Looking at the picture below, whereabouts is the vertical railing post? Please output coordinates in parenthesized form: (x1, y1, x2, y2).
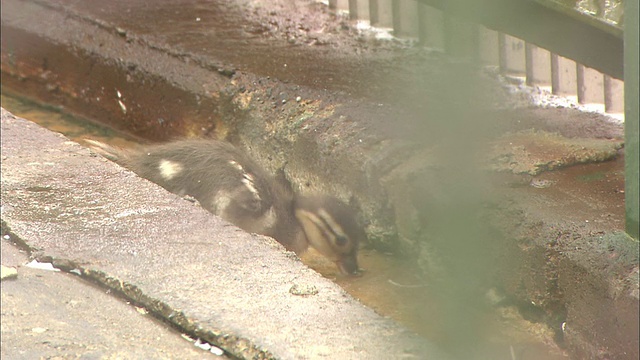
(349, 0, 358, 20)
(525, 42, 534, 86)
(498, 33, 507, 73)
(604, 75, 624, 114)
(624, 0, 639, 239)
(370, 0, 379, 25)
(391, 0, 401, 35)
(576, 63, 586, 103)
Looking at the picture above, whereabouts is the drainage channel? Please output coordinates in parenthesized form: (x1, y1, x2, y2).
(1, 89, 570, 360)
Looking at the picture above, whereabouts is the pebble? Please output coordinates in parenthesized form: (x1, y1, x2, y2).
(289, 283, 319, 296)
(530, 179, 556, 188)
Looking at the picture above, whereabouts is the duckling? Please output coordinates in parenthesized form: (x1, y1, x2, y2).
(85, 139, 363, 274)
(86, 139, 306, 252)
(294, 195, 364, 275)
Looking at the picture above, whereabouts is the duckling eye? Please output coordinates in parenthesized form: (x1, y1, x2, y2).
(335, 235, 348, 246)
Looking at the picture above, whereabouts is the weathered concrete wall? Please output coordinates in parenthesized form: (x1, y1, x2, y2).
(0, 0, 229, 141)
(493, 217, 639, 359)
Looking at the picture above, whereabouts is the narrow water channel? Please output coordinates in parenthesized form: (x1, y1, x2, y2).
(1, 89, 569, 360)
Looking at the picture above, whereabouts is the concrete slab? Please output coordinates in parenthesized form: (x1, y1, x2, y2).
(490, 129, 623, 175)
(1, 108, 446, 359)
(1, 238, 226, 359)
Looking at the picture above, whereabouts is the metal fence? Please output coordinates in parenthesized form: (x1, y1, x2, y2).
(327, 0, 624, 118)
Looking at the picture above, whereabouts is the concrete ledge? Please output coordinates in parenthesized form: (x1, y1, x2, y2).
(1, 109, 444, 359)
(494, 216, 639, 359)
(558, 232, 639, 359)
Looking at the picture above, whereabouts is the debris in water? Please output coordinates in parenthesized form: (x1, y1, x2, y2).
(210, 345, 224, 356)
(135, 306, 148, 315)
(530, 179, 556, 188)
(25, 260, 60, 272)
(194, 339, 211, 351)
(118, 100, 127, 114)
(181, 333, 195, 342)
(387, 279, 428, 288)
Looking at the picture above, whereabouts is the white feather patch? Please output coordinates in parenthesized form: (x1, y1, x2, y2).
(212, 191, 232, 215)
(158, 159, 183, 180)
(228, 160, 244, 171)
(241, 173, 261, 200)
(256, 206, 277, 230)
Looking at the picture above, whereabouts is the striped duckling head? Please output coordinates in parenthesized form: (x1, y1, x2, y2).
(294, 195, 365, 275)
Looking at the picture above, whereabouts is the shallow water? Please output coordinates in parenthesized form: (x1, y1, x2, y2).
(1, 88, 141, 149)
(301, 248, 571, 360)
(1, 90, 569, 359)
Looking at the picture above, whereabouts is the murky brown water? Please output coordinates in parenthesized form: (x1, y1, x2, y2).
(1, 90, 570, 359)
(1, 88, 141, 149)
(302, 248, 571, 360)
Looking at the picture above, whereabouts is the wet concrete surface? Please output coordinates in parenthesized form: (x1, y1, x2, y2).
(1, 238, 226, 359)
(1, 109, 447, 359)
(33, 0, 429, 102)
(1, 0, 639, 358)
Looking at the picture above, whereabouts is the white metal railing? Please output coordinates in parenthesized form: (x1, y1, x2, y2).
(326, 0, 624, 120)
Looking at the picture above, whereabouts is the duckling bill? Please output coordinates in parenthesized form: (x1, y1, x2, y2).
(85, 138, 363, 275)
(294, 195, 363, 275)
